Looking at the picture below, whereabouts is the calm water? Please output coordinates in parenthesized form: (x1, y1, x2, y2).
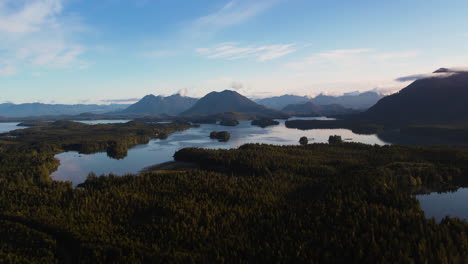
(74, 119, 131, 125)
(0, 122, 25, 133)
(51, 118, 388, 186)
(0, 120, 130, 133)
(417, 188, 468, 222)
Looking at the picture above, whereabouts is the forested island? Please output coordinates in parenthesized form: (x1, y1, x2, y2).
(209, 131, 231, 142)
(0, 133, 467, 262)
(251, 119, 280, 128)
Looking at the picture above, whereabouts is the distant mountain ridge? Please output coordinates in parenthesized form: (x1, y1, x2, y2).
(311, 91, 383, 109)
(121, 94, 197, 116)
(182, 90, 279, 117)
(0, 103, 130, 118)
(256, 91, 383, 110)
(255, 95, 310, 110)
(364, 69, 468, 122)
(282, 102, 352, 116)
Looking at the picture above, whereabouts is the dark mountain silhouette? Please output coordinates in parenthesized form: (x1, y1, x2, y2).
(311, 91, 383, 110)
(255, 95, 310, 110)
(122, 94, 198, 116)
(0, 103, 129, 118)
(182, 90, 279, 116)
(283, 102, 352, 116)
(364, 70, 468, 122)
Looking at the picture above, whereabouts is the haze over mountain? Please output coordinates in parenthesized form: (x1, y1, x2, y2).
(182, 90, 279, 116)
(282, 102, 352, 116)
(311, 91, 384, 110)
(364, 69, 468, 122)
(121, 94, 198, 116)
(256, 91, 383, 110)
(255, 95, 310, 110)
(0, 103, 130, 118)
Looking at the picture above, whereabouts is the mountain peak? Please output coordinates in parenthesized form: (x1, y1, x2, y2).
(122, 94, 197, 115)
(433, 68, 450, 73)
(433, 67, 468, 73)
(182, 90, 276, 116)
(364, 71, 468, 122)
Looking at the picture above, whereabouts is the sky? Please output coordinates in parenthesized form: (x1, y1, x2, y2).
(1, 0, 468, 104)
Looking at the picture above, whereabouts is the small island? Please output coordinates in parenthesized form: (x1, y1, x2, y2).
(328, 135, 343, 144)
(251, 119, 280, 128)
(210, 131, 231, 142)
(219, 119, 239, 127)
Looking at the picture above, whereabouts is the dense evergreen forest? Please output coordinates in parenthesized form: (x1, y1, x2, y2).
(0, 121, 467, 263)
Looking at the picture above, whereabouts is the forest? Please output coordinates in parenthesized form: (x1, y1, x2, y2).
(0, 123, 467, 263)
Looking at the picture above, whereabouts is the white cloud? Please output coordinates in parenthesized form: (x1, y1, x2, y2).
(196, 43, 296, 61)
(285, 49, 421, 72)
(0, 0, 88, 76)
(186, 0, 279, 38)
(176, 88, 188, 97)
(395, 67, 468, 82)
(0, 0, 62, 33)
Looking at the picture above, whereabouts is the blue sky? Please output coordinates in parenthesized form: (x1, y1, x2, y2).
(1, 0, 468, 104)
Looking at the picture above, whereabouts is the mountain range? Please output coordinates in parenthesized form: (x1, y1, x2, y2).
(0, 89, 383, 119)
(282, 102, 353, 116)
(255, 91, 383, 110)
(0, 103, 130, 118)
(255, 95, 310, 110)
(311, 91, 384, 110)
(364, 69, 468, 123)
(121, 94, 197, 116)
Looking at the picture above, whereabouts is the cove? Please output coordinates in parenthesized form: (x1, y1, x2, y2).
(51, 118, 389, 186)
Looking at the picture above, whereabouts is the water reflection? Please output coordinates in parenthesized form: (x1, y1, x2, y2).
(52, 118, 388, 186)
(416, 188, 468, 222)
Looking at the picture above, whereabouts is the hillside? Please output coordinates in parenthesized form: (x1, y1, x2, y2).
(364, 70, 468, 122)
(181, 90, 280, 117)
(122, 94, 198, 116)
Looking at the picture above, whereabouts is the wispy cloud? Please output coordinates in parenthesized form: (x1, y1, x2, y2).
(395, 74, 432, 82)
(286, 49, 370, 69)
(186, 0, 279, 38)
(286, 49, 419, 69)
(197, 43, 296, 61)
(0, 0, 88, 76)
(395, 67, 468, 82)
(0, 0, 62, 33)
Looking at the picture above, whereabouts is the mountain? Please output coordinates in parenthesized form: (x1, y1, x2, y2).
(256, 91, 384, 111)
(282, 102, 352, 116)
(0, 103, 129, 118)
(311, 91, 383, 110)
(121, 94, 198, 116)
(364, 70, 468, 122)
(255, 95, 310, 110)
(182, 90, 279, 116)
